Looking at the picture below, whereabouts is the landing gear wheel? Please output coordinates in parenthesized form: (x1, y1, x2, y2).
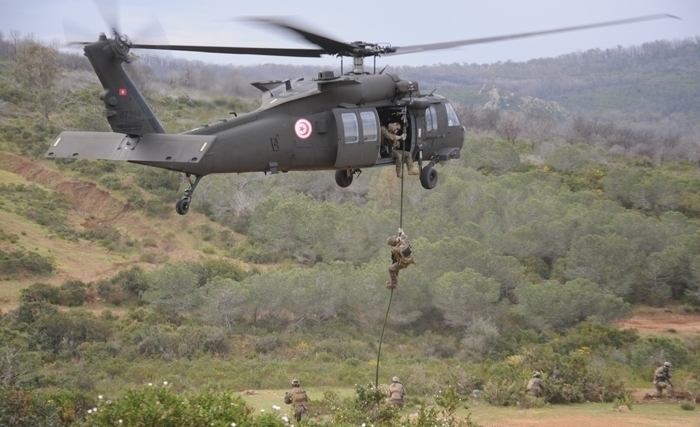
(176, 198, 190, 215)
(174, 174, 203, 215)
(335, 169, 354, 188)
(420, 165, 438, 189)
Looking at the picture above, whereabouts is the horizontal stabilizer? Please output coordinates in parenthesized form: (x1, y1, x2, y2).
(46, 132, 216, 164)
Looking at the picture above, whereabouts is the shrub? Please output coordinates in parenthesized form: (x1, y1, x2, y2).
(58, 280, 87, 306)
(0, 249, 55, 277)
(202, 257, 247, 282)
(481, 379, 518, 406)
(612, 391, 633, 410)
(329, 383, 400, 427)
(20, 282, 60, 304)
(111, 266, 149, 297)
(98, 175, 122, 190)
(81, 385, 283, 427)
(680, 402, 696, 411)
(630, 336, 690, 368)
(31, 310, 111, 354)
(254, 335, 281, 354)
(0, 386, 63, 427)
(13, 300, 59, 324)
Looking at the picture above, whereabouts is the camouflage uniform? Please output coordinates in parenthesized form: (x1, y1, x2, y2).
(653, 362, 671, 397)
(381, 123, 418, 178)
(526, 372, 544, 397)
(387, 376, 407, 408)
(284, 379, 309, 422)
(387, 228, 416, 289)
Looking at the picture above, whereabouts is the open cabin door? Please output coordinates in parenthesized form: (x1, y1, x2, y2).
(333, 108, 379, 168)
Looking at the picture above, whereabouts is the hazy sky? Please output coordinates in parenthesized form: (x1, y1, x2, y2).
(1, 0, 698, 67)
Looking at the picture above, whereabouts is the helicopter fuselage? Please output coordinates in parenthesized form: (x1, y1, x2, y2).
(47, 34, 463, 214)
(169, 72, 464, 176)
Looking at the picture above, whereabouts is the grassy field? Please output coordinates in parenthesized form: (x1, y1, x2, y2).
(240, 388, 699, 427)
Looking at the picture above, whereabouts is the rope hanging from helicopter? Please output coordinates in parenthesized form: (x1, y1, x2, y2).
(374, 106, 409, 389)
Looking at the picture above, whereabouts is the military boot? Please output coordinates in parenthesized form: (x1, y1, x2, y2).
(386, 273, 398, 289)
(395, 160, 403, 178)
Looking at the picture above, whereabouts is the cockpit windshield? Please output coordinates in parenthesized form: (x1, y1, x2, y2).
(445, 103, 460, 127)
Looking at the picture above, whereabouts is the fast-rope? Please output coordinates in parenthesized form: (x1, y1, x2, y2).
(375, 111, 408, 388)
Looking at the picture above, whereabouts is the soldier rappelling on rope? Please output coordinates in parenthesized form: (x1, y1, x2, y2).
(386, 228, 416, 289)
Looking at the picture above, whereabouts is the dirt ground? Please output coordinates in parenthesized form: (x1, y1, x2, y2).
(0, 152, 246, 308)
(616, 307, 700, 337)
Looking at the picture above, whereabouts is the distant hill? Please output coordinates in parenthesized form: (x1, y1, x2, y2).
(37, 35, 700, 137)
(393, 38, 700, 134)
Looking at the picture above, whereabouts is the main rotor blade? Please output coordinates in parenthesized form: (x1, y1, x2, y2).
(387, 14, 680, 56)
(243, 17, 358, 55)
(92, 0, 120, 36)
(132, 43, 325, 58)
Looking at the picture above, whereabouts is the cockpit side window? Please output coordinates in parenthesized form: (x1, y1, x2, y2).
(426, 105, 438, 133)
(445, 103, 460, 127)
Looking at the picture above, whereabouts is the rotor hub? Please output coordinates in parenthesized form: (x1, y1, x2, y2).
(109, 31, 134, 63)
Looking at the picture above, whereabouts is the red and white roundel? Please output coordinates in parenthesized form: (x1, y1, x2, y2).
(294, 118, 313, 139)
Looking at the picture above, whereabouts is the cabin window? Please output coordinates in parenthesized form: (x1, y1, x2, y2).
(360, 111, 377, 142)
(341, 113, 359, 143)
(426, 106, 438, 132)
(446, 102, 460, 126)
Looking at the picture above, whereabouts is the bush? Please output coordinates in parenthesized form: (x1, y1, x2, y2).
(202, 257, 247, 282)
(99, 175, 122, 190)
(630, 336, 690, 368)
(481, 379, 518, 406)
(0, 249, 55, 277)
(58, 280, 87, 306)
(0, 386, 63, 427)
(612, 391, 633, 410)
(31, 310, 111, 354)
(254, 335, 281, 354)
(20, 283, 60, 304)
(82, 385, 284, 427)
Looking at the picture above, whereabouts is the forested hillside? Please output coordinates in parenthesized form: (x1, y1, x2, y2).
(1, 32, 699, 427)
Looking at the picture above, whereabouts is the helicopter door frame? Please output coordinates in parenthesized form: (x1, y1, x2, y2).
(333, 108, 380, 168)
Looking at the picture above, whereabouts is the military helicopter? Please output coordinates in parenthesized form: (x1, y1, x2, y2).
(46, 12, 676, 215)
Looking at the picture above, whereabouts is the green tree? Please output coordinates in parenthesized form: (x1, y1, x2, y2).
(31, 310, 110, 354)
(12, 41, 62, 120)
(565, 234, 643, 297)
(198, 277, 249, 329)
(514, 279, 631, 331)
(142, 263, 201, 314)
(419, 236, 522, 300)
(111, 265, 149, 297)
(433, 268, 505, 328)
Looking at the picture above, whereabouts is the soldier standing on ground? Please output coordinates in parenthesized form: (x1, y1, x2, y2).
(653, 362, 672, 397)
(381, 122, 418, 178)
(284, 379, 309, 422)
(387, 228, 416, 289)
(387, 376, 407, 408)
(526, 371, 544, 397)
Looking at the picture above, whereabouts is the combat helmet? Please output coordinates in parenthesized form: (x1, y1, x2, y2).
(387, 236, 398, 246)
(532, 371, 541, 378)
(663, 361, 671, 368)
(291, 379, 300, 387)
(388, 123, 401, 132)
(392, 376, 401, 383)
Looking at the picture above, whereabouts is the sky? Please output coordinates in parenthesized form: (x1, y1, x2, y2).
(0, 0, 698, 68)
